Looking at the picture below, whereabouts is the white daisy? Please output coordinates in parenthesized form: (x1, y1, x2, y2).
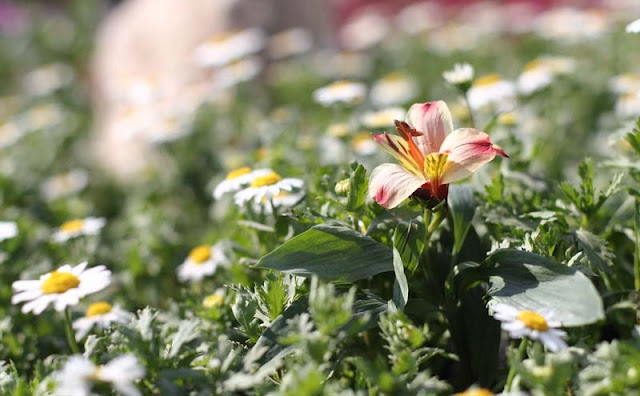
(351, 132, 378, 156)
(0, 221, 17, 242)
(52, 217, 106, 243)
(467, 74, 516, 112)
(177, 244, 227, 283)
(203, 288, 226, 308)
(627, 18, 640, 33)
(72, 302, 134, 340)
(234, 171, 304, 206)
(615, 91, 640, 119)
(369, 72, 418, 108)
(360, 107, 406, 129)
(395, 2, 442, 35)
(21, 103, 63, 131)
(491, 303, 568, 352)
(215, 57, 262, 89)
(443, 63, 474, 88)
(312, 80, 366, 107)
(268, 27, 313, 60)
(193, 28, 265, 69)
(609, 73, 640, 95)
(40, 169, 89, 201)
(339, 10, 389, 51)
(213, 167, 273, 200)
(320, 51, 372, 78)
(12, 262, 111, 315)
(54, 354, 145, 396)
(517, 57, 576, 96)
(23, 63, 73, 98)
(253, 190, 305, 214)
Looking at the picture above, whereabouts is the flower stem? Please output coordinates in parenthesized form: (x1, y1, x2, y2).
(64, 307, 81, 354)
(505, 338, 528, 392)
(635, 200, 640, 291)
(424, 206, 447, 248)
(464, 92, 476, 128)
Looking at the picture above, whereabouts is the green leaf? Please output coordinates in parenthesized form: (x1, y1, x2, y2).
(346, 163, 368, 212)
(253, 289, 387, 364)
(448, 184, 476, 256)
(254, 224, 393, 282)
(573, 229, 614, 275)
(392, 220, 426, 273)
(392, 247, 409, 310)
(482, 249, 604, 326)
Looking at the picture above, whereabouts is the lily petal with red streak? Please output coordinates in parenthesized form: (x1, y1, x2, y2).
(439, 128, 509, 185)
(368, 163, 425, 209)
(406, 101, 453, 155)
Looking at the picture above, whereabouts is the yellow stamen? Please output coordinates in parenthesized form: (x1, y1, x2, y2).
(455, 388, 494, 396)
(203, 294, 224, 308)
(250, 172, 282, 187)
(60, 219, 84, 233)
(41, 271, 80, 294)
(424, 153, 449, 182)
(226, 167, 251, 180)
(189, 245, 212, 264)
(517, 310, 549, 331)
(474, 74, 501, 87)
(86, 302, 112, 317)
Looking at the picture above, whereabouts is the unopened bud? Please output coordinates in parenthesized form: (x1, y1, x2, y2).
(335, 179, 351, 196)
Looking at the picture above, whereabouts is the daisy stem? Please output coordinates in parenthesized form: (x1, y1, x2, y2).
(505, 338, 527, 392)
(464, 92, 476, 128)
(635, 200, 640, 291)
(64, 307, 81, 354)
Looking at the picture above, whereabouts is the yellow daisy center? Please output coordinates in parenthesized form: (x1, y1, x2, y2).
(455, 388, 494, 396)
(207, 31, 235, 44)
(41, 271, 80, 294)
(226, 167, 252, 180)
(327, 123, 350, 138)
(352, 133, 372, 147)
(523, 59, 542, 71)
(203, 294, 224, 308)
(424, 153, 449, 182)
(86, 301, 112, 317)
(250, 172, 282, 187)
(189, 245, 212, 264)
(517, 310, 549, 331)
(383, 72, 406, 82)
(60, 219, 84, 233)
(474, 74, 501, 87)
(329, 80, 354, 89)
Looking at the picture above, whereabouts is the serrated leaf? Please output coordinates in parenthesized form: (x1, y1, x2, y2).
(482, 249, 604, 326)
(253, 289, 387, 364)
(254, 224, 393, 282)
(448, 184, 476, 256)
(574, 229, 615, 274)
(346, 163, 368, 212)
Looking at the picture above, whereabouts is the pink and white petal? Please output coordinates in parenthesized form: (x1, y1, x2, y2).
(406, 101, 453, 155)
(440, 128, 507, 184)
(372, 133, 423, 175)
(368, 164, 425, 209)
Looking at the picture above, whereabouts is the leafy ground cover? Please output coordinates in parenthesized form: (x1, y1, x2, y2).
(2, 2, 640, 395)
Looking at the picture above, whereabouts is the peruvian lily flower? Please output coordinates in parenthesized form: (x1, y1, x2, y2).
(369, 100, 508, 208)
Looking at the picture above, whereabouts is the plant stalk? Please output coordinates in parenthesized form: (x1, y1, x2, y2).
(64, 307, 81, 354)
(505, 338, 527, 392)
